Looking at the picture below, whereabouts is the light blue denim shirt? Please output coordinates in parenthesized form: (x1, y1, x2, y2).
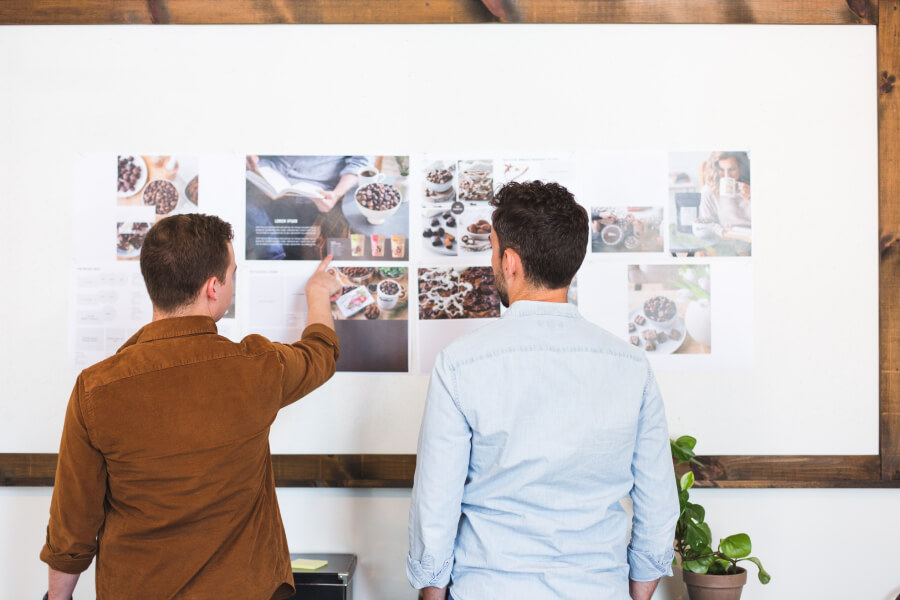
(407, 300, 679, 599)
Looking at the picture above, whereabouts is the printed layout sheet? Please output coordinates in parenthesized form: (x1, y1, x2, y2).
(70, 151, 754, 374)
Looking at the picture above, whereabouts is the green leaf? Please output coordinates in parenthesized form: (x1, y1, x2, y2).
(686, 521, 712, 550)
(670, 442, 694, 464)
(708, 559, 732, 575)
(680, 471, 695, 491)
(684, 502, 705, 523)
(682, 559, 709, 574)
(742, 557, 771, 584)
(719, 533, 752, 559)
(675, 435, 697, 450)
(679, 489, 689, 508)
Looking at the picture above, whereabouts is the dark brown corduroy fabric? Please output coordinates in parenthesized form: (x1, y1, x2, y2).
(40, 316, 339, 600)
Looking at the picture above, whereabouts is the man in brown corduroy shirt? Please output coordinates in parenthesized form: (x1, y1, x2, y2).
(40, 214, 342, 600)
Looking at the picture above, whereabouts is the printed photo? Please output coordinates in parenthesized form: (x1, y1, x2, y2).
(332, 267, 409, 322)
(668, 151, 751, 257)
(418, 266, 501, 320)
(626, 264, 711, 355)
(116, 222, 150, 261)
(117, 155, 199, 220)
(245, 155, 409, 262)
(458, 160, 493, 203)
(591, 207, 664, 253)
(423, 160, 456, 204)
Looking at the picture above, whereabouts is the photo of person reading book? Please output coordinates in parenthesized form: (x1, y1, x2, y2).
(245, 155, 372, 260)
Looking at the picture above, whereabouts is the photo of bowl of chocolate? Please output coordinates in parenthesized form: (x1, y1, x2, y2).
(355, 182, 403, 225)
(643, 295, 678, 328)
(184, 175, 199, 206)
(377, 278, 402, 310)
(425, 167, 454, 194)
(142, 179, 180, 216)
(117, 155, 147, 198)
(340, 266, 376, 285)
(466, 219, 492, 241)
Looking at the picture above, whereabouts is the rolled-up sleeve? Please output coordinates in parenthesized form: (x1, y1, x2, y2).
(40, 375, 107, 574)
(628, 362, 679, 582)
(275, 324, 340, 407)
(407, 352, 471, 589)
(341, 156, 373, 177)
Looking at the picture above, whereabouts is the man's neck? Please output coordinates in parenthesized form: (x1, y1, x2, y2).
(152, 302, 215, 322)
(508, 286, 569, 305)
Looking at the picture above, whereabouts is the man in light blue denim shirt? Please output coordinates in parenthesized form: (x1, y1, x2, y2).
(407, 181, 679, 600)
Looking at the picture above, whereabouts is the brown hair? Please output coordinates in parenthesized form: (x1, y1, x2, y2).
(490, 181, 588, 289)
(140, 214, 234, 312)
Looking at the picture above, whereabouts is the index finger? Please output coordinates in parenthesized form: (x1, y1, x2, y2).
(316, 255, 334, 272)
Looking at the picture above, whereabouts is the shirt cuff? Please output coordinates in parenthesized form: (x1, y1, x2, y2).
(40, 543, 94, 574)
(627, 544, 674, 582)
(301, 323, 340, 360)
(406, 553, 452, 589)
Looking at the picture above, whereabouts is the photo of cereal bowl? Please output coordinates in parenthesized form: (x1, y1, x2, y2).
(355, 182, 403, 225)
(425, 167, 454, 194)
(642, 295, 679, 329)
(692, 219, 720, 241)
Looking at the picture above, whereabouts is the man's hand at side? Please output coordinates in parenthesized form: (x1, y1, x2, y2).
(304, 255, 342, 331)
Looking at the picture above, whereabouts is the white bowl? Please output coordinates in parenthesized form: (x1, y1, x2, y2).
(425, 174, 453, 194)
(355, 184, 403, 225)
(642, 295, 679, 329)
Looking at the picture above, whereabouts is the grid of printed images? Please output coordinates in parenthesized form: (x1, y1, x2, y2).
(74, 151, 753, 373)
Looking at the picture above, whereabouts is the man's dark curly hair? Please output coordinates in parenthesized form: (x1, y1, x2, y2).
(490, 181, 588, 289)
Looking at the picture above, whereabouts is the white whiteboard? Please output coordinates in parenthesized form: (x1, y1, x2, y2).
(0, 24, 878, 456)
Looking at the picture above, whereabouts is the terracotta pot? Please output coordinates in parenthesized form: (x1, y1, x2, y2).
(683, 566, 747, 600)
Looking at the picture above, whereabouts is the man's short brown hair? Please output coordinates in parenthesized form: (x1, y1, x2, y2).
(140, 214, 234, 312)
(490, 181, 588, 289)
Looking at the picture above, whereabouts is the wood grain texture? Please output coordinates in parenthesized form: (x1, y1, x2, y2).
(6, 453, 900, 488)
(880, 0, 900, 482)
(0, 0, 876, 25)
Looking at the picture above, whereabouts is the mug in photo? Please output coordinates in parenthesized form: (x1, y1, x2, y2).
(358, 167, 383, 188)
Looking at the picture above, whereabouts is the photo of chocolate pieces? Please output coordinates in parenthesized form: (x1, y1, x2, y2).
(422, 210, 457, 256)
(458, 160, 493, 202)
(626, 293, 686, 354)
(116, 222, 151, 257)
(418, 266, 500, 320)
(117, 155, 146, 196)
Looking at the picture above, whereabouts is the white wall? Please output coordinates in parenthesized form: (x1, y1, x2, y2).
(6, 487, 900, 599)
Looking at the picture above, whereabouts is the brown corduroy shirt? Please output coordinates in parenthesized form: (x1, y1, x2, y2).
(40, 316, 340, 600)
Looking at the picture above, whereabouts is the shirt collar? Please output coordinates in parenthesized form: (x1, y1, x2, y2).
(118, 316, 218, 351)
(501, 300, 580, 319)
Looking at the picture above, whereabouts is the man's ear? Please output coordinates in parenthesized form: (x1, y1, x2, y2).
(503, 248, 522, 280)
(204, 276, 219, 303)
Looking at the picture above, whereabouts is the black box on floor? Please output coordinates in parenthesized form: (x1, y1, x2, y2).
(285, 553, 357, 600)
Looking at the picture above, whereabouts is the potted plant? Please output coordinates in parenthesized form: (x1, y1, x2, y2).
(670, 436, 771, 600)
